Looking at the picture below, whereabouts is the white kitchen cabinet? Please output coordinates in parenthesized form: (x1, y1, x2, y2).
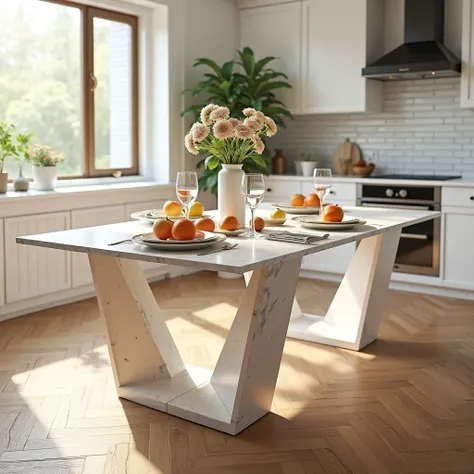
(71, 206, 126, 288)
(301, 0, 383, 114)
(301, 181, 357, 203)
(443, 210, 474, 288)
(265, 178, 302, 205)
(301, 241, 356, 274)
(5, 212, 71, 303)
(0, 219, 4, 307)
(461, 0, 474, 108)
(240, 2, 302, 113)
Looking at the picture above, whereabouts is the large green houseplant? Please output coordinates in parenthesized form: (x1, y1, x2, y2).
(182, 47, 292, 196)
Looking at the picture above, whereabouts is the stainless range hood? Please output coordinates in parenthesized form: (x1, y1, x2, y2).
(362, 0, 461, 81)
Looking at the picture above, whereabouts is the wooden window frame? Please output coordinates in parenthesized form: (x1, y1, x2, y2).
(40, 0, 139, 178)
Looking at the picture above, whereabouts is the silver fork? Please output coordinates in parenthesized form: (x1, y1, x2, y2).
(197, 243, 238, 256)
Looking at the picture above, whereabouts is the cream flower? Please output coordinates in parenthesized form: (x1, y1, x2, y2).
(264, 117, 278, 137)
(185, 132, 199, 155)
(229, 118, 240, 127)
(209, 106, 230, 122)
(213, 119, 234, 140)
(254, 111, 265, 127)
(243, 107, 257, 117)
(200, 104, 219, 126)
(252, 136, 265, 155)
(244, 117, 262, 132)
(234, 124, 253, 140)
(191, 123, 210, 142)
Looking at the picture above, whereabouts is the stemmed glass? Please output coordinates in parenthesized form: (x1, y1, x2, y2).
(241, 173, 265, 239)
(313, 168, 332, 217)
(176, 171, 198, 218)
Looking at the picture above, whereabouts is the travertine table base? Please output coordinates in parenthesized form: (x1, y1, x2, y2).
(89, 253, 302, 435)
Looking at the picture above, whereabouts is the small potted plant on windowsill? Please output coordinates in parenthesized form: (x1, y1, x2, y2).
(14, 132, 33, 192)
(30, 145, 65, 191)
(0, 121, 17, 194)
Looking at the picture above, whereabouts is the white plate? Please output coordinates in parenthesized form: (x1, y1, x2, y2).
(293, 216, 367, 231)
(139, 231, 218, 244)
(264, 218, 287, 226)
(271, 203, 333, 215)
(216, 229, 246, 237)
(130, 210, 210, 223)
(132, 232, 226, 250)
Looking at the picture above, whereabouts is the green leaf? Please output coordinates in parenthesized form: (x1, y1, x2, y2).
(221, 61, 234, 81)
(256, 81, 292, 96)
(193, 58, 223, 77)
(205, 155, 221, 170)
(250, 155, 267, 167)
(253, 56, 277, 77)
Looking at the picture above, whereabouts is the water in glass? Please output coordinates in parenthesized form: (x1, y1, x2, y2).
(241, 173, 265, 238)
(313, 168, 332, 217)
(176, 172, 198, 218)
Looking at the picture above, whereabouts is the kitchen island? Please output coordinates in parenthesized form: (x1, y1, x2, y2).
(16, 207, 438, 435)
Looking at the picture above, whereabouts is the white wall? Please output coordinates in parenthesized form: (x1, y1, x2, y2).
(183, 0, 239, 208)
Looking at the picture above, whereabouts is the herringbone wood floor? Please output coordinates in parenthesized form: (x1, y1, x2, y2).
(0, 272, 473, 474)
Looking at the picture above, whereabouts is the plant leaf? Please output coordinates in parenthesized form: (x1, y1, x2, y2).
(250, 155, 267, 167)
(194, 58, 223, 77)
(205, 155, 221, 170)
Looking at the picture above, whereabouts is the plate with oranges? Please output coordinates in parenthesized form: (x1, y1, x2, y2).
(131, 200, 210, 223)
(294, 205, 366, 230)
(272, 193, 330, 215)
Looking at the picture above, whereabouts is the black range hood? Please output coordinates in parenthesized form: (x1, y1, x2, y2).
(362, 0, 461, 81)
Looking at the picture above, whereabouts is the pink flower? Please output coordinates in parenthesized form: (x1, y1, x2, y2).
(244, 117, 262, 132)
(234, 124, 253, 140)
(254, 111, 265, 127)
(229, 118, 240, 127)
(213, 119, 234, 140)
(252, 136, 265, 155)
(209, 106, 230, 122)
(185, 133, 199, 155)
(191, 123, 210, 142)
(200, 104, 219, 126)
(264, 117, 278, 137)
(243, 107, 257, 117)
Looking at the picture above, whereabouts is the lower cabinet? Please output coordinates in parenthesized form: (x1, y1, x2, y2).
(5, 212, 71, 303)
(301, 241, 356, 274)
(71, 206, 126, 288)
(443, 209, 474, 289)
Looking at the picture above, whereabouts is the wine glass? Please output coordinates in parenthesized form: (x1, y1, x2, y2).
(176, 171, 198, 218)
(241, 173, 265, 239)
(313, 168, 332, 217)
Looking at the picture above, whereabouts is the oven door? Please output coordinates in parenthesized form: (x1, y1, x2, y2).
(358, 202, 441, 277)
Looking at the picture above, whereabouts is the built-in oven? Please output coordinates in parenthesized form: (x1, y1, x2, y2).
(357, 184, 441, 277)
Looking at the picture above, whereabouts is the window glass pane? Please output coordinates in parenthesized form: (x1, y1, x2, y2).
(0, 0, 82, 177)
(93, 17, 134, 170)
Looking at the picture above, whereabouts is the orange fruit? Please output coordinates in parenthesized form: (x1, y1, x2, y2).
(321, 204, 344, 222)
(250, 217, 265, 232)
(152, 218, 173, 240)
(290, 194, 305, 206)
(171, 218, 196, 240)
(304, 193, 320, 207)
(163, 200, 182, 217)
(220, 216, 239, 231)
(195, 217, 215, 232)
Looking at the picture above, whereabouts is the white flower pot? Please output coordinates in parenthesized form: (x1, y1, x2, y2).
(33, 165, 57, 191)
(217, 164, 246, 229)
(301, 161, 317, 177)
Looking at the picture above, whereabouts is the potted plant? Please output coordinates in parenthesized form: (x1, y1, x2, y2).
(29, 145, 65, 191)
(13, 132, 33, 191)
(298, 151, 319, 177)
(182, 47, 293, 197)
(185, 105, 279, 226)
(0, 121, 18, 193)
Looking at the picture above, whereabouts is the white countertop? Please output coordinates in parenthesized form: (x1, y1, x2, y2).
(268, 174, 474, 187)
(17, 207, 439, 274)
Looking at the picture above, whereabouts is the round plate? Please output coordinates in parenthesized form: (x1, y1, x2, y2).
(130, 210, 211, 223)
(216, 229, 246, 237)
(264, 218, 287, 226)
(293, 216, 367, 231)
(271, 203, 333, 215)
(139, 231, 218, 244)
(132, 232, 226, 250)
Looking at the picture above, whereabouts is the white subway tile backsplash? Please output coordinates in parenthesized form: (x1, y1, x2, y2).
(271, 79, 474, 176)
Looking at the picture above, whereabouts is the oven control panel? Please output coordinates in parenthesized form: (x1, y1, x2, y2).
(359, 184, 439, 203)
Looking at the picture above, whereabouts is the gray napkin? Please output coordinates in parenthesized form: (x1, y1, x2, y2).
(266, 231, 330, 244)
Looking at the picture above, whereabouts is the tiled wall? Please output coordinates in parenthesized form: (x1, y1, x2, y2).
(271, 78, 474, 177)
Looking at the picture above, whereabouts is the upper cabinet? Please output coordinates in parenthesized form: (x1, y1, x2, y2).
(461, 0, 474, 108)
(240, 3, 302, 113)
(239, 0, 384, 115)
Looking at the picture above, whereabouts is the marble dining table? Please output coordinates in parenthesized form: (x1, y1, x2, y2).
(16, 206, 439, 435)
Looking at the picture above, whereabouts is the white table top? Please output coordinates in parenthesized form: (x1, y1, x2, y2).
(16, 207, 439, 274)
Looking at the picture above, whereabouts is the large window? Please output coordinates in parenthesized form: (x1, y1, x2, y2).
(0, 0, 139, 179)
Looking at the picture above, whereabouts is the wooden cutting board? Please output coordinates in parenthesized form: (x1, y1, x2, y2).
(333, 138, 361, 175)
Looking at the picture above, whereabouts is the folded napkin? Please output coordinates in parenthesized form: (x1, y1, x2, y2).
(266, 231, 330, 244)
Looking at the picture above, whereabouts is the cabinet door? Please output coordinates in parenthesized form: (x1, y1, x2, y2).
(461, 0, 474, 108)
(444, 211, 474, 288)
(5, 212, 71, 303)
(302, 0, 380, 114)
(240, 3, 302, 112)
(71, 206, 126, 287)
(301, 242, 356, 275)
